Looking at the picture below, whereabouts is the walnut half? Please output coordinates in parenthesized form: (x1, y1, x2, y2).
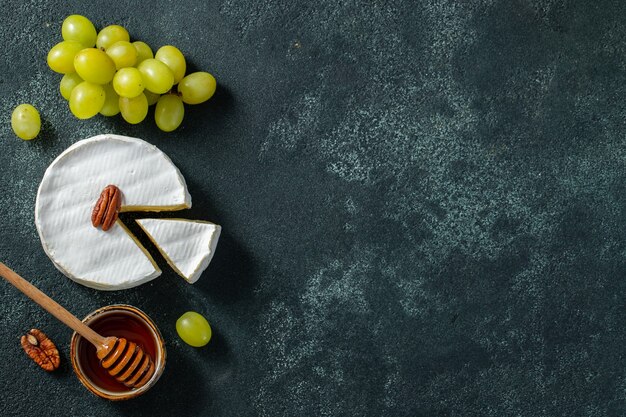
(21, 329, 60, 372)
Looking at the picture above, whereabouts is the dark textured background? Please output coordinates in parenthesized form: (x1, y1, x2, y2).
(1, 0, 625, 416)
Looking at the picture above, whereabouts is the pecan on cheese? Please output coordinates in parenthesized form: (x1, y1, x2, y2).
(91, 184, 122, 231)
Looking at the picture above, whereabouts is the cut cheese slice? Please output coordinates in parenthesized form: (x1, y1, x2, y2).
(35, 134, 192, 290)
(136, 219, 221, 283)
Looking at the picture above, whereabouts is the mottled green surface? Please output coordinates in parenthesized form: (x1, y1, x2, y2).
(1, 1, 626, 416)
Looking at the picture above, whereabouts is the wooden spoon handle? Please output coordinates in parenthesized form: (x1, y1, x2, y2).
(0, 262, 106, 347)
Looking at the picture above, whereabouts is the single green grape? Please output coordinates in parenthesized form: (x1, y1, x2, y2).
(137, 59, 174, 94)
(176, 312, 212, 347)
(96, 25, 130, 50)
(106, 41, 137, 69)
(113, 67, 144, 98)
(100, 83, 120, 116)
(177, 72, 216, 104)
(119, 93, 148, 124)
(155, 45, 186, 84)
(133, 41, 153, 65)
(47, 40, 84, 74)
(74, 48, 116, 84)
(62, 15, 97, 47)
(11, 104, 41, 140)
(144, 90, 160, 106)
(155, 94, 184, 132)
(59, 72, 83, 100)
(69, 81, 105, 119)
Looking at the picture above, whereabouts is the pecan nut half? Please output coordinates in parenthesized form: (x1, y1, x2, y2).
(21, 329, 60, 372)
(91, 185, 122, 231)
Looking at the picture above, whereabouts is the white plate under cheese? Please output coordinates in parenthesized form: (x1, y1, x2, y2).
(136, 219, 221, 283)
(35, 134, 192, 290)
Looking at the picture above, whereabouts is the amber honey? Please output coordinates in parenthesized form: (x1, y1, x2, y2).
(75, 309, 159, 393)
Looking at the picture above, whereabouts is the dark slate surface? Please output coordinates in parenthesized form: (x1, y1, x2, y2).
(1, 0, 626, 416)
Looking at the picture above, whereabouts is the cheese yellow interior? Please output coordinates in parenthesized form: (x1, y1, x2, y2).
(119, 204, 190, 213)
(116, 219, 161, 273)
(136, 219, 192, 281)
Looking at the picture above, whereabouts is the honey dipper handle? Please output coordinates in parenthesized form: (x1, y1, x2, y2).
(0, 262, 107, 347)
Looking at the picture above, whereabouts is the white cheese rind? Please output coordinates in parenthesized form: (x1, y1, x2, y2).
(136, 218, 221, 283)
(35, 134, 192, 290)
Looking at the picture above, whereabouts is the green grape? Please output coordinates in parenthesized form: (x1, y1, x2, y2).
(47, 41, 84, 74)
(112, 67, 144, 98)
(69, 81, 105, 119)
(176, 312, 211, 347)
(137, 59, 174, 94)
(155, 94, 184, 132)
(11, 104, 41, 140)
(144, 90, 160, 106)
(74, 48, 116, 84)
(119, 93, 148, 124)
(100, 83, 120, 116)
(133, 41, 153, 65)
(106, 41, 137, 69)
(155, 45, 186, 84)
(178, 72, 216, 105)
(62, 15, 97, 47)
(96, 25, 130, 51)
(59, 72, 83, 100)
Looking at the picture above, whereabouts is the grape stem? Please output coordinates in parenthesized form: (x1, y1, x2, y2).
(166, 87, 182, 97)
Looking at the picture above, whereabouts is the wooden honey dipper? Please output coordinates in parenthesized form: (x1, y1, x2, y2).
(0, 262, 155, 389)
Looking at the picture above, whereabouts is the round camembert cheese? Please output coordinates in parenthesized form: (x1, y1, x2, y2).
(35, 134, 192, 290)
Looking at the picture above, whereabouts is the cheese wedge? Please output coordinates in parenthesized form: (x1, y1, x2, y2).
(35, 134, 192, 290)
(136, 219, 221, 283)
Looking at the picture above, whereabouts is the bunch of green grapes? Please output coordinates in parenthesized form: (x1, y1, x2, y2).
(47, 15, 216, 132)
